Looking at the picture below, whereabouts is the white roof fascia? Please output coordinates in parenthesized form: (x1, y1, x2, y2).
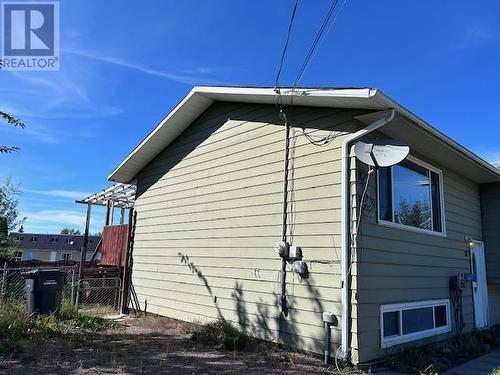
(372, 91, 500, 178)
(108, 86, 500, 183)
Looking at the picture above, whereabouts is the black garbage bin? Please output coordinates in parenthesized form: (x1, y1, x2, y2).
(25, 269, 65, 314)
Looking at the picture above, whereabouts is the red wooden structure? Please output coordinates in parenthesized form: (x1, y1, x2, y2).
(100, 224, 129, 267)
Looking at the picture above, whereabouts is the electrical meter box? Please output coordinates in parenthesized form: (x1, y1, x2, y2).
(289, 245, 302, 260)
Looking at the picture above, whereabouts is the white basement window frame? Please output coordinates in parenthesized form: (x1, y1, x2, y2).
(377, 155, 446, 236)
(380, 299, 451, 348)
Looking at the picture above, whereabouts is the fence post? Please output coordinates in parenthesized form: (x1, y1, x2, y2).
(1, 262, 7, 301)
(75, 280, 80, 311)
(70, 268, 76, 305)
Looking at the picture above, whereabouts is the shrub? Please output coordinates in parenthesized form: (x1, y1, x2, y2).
(190, 319, 249, 351)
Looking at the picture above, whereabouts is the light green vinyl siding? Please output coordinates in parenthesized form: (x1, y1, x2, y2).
(479, 182, 500, 325)
(132, 102, 365, 355)
(355, 147, 482, 363)
(480, 182, 500, 285)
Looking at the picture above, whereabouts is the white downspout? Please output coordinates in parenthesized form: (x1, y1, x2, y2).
(339, 109, 395, 360)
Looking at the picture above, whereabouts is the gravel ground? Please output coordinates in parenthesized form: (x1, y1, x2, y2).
(0, 315, 353, 375)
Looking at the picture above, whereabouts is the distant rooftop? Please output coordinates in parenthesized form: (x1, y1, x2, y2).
(9, 232, 101, 252)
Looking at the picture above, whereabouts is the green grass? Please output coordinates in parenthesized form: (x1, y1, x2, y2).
(491, 368, 500, 375)
(0, 299, 113, 353)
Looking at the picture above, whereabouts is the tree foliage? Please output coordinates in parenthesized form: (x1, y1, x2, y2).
(395, 198, 432, 230)
(0, 216, 18, 261)
(0, 112, 25, 153)
(60, 227, 81, 235)
(0, 177, 26, 232)
(1, 60, 25, 153)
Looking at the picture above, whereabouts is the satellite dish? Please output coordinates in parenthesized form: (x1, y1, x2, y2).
(353, 139, 410, 167)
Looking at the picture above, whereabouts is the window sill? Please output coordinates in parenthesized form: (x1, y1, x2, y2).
(382, 325, 451, 348)
(378, 219, 447, 238)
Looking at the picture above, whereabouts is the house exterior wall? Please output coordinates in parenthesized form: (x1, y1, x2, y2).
(16, 248, 91, 262)
(479, 182, 500, 325)
(132, 102, 366, 356)
(355, 147, 483, 363)
(11, 233, 100, 263)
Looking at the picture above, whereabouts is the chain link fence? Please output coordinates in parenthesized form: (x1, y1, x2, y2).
(76, 277, 121, 315)
(0, 266, 77, 304)
(0, 265, 122, 316)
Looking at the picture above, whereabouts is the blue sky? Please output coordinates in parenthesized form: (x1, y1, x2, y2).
(0, 0, 499, 234)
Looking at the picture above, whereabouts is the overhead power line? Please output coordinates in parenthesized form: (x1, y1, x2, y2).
(275, 0, 300, 89)
(292, 0, 347, 89)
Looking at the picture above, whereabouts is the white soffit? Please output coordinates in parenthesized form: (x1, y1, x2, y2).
(108, 86, 500, 184)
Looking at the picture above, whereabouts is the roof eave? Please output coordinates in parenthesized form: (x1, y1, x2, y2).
(372, 91, 500, 181)
(108, 86, 500, 184)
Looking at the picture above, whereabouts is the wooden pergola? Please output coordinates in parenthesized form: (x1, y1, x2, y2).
(75, 183, 136, 278)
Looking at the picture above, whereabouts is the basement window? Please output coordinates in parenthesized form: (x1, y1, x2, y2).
(380, 299, 451, 348)
(378, 156, 445, 235)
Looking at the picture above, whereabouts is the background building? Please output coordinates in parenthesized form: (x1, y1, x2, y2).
(9, 233, 101, 263)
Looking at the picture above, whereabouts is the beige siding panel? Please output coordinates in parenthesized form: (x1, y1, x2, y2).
(132, 102, 362, 357)
(355, 150, 483, 363)
(130, 235, 341, 249)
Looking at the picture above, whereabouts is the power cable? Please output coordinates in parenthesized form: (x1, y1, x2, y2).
(292, 0, 347, 89)
(275, 0, 300, 90)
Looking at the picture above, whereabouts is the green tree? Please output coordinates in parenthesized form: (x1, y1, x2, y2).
(0, 177, 26, 231)
(1, 60, 25, 153)
(0, 216, 17, 261)
(395, 198, 432, 230)
(0, 112, 24, 154)
(61, 228, 81, 235)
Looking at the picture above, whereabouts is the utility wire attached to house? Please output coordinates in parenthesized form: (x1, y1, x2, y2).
(274, 0, 300, 317)
(292, 0, 348, 89)
(275, 0, 299, 91)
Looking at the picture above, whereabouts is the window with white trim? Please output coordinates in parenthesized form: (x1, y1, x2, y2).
(14, 251, 23, 262)
(378, 157, 445, 234)
(380, 299, 451, 348)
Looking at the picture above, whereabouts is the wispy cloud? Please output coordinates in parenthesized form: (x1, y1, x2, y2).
(64, 48, 224, 84)
(24, 189, 92, 200)
(23, 209, 86, 226)
(460, 24, 500, 49)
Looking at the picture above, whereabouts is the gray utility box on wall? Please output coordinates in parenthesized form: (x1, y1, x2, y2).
(25, 269, 65, 314)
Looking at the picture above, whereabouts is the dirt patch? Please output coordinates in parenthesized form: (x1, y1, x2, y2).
(0, 315, 346, 374)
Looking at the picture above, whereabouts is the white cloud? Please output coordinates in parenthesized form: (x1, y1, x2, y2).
(64, 48, 223, 84)
(23, 210, 86, 226)
(21, 209, 104, 234)
(24, 189, 92, 200)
